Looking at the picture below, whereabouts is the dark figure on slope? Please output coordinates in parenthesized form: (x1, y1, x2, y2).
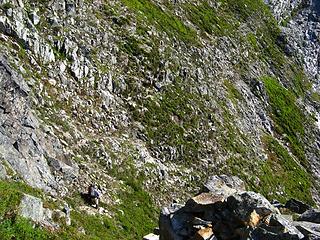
(88, 184, 101, 208)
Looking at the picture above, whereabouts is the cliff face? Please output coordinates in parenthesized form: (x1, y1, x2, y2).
(0, 0, 319, 238)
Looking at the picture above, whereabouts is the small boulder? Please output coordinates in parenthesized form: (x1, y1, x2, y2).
(285, 199, 311, 214)
(293, 221, 320, 239)
(268, 214, 304, 239)
(298, 209, 320, 223)
(143, 233, 159, 240)
(18, 194, 44, 223)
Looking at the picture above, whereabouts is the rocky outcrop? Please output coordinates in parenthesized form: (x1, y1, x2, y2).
(151, 176, 320, 240)
(0, 56, 77, 195)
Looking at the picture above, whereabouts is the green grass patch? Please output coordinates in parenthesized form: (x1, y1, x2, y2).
(185, 2, 237, 36)
(220, 0, 262, 20)
(224, 80, 244, 104)
(262, 76, 307, 166)
(121, 0, 197, 43)
(227, 135, 313, 205)
(115, 166, 158, 239)
(56, 160, 157, 240)
(0, 217, 50, 240)
(258, 135, 313, 204)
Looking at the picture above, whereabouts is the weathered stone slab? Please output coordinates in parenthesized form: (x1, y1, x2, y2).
(18, 194, 44, 223)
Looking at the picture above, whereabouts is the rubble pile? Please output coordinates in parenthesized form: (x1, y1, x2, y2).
(145, 176, 320, 240)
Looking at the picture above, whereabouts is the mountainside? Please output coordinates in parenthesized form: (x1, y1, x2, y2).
(0, 0, 319, 239)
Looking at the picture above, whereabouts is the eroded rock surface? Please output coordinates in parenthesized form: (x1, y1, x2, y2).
(0, 56, 77, 195)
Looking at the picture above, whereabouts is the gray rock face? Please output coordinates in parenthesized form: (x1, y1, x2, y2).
(265, 0, 320, 206)
(19, 194, 44, 223)
(0, 56, 76, 195)
(18, 193, 60, 230)
(0, 0, 319, 221)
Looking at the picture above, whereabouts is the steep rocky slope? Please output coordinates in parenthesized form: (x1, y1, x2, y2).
(0, 0, 319, 239)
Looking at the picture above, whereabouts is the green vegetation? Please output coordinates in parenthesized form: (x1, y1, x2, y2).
(132, 81, 208, 163)
(290, 67, 311, 97)
(228, 135, 313, 205)
(259, 135, 313, 204)
(185, 2, 237, 36)
(0, 3, 13, 11)
(112, 164, 158, 238)
(311, 92, 320, 102)
(224, 80, 244, 104)
(0, 166, 157, 240)
(221, 0, 262, 20)
(121, 0, 197, 43)
(262, 76, 307, 166)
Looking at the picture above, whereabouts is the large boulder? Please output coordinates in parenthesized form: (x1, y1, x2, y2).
(227, 191, 278, 224)
(298, 209, 320, 223)
(157, 176, 314, 240)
